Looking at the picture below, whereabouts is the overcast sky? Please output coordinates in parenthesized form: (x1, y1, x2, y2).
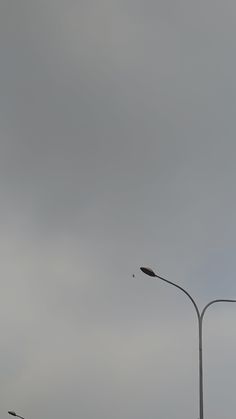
(1, 1, 236, 419)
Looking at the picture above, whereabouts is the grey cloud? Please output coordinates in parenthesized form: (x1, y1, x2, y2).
(1, 1, 236, 419)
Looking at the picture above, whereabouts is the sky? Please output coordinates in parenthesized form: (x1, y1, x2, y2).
(1, 1, 236, 419)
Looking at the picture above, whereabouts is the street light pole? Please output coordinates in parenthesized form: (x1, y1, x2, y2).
(140, 267, 236, 419)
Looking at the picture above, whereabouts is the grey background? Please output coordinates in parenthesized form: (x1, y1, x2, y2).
(1, 1, 236, 419)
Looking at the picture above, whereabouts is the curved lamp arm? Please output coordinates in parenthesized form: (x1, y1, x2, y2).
(201, 299, 236, 320)
(140, 267, 201, 319)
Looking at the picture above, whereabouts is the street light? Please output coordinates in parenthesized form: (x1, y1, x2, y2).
(140, 266, 236, 419)
(8, 411, 25, 419)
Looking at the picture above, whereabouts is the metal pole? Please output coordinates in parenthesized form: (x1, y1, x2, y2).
(147, 272, 203, 419)
(198, 316, 204, 419)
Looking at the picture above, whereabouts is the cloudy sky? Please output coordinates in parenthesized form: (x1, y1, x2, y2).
(1, 1, 236, 419)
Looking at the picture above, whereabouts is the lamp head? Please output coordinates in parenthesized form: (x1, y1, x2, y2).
(140, 267, 156, 277)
